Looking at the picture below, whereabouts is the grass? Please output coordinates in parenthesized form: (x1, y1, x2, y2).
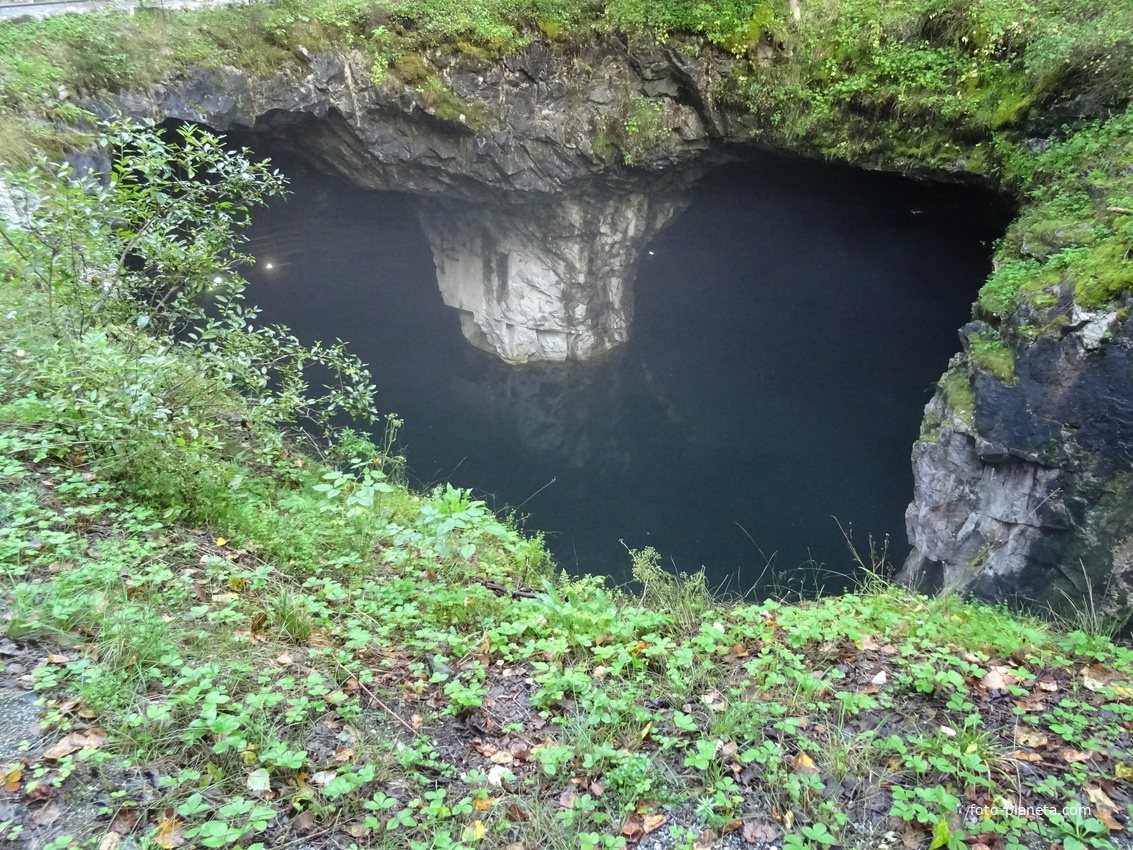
(3, 448, 1132, 849)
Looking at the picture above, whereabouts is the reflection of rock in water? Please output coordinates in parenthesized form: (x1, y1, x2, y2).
(448, 347, 686, 478)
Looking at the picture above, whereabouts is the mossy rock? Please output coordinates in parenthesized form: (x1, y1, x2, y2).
(942, 368, 975, 428)
(394, 52, 430, 83)
(968, 332, 1016, 383)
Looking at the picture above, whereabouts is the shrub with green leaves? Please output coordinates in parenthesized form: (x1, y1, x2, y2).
(0, 122, 380, 519)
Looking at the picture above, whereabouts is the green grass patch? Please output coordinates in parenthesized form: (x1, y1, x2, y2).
(941, 368, 976, 428)
(968, 331, 1016, 383)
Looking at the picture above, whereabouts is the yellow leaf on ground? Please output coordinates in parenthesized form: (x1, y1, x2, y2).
(1116, 763, 1133, 780)
(792, 752, 819, 776)
(1098, 811, 1124, 832)
(43, 729, 107, 759)
(153, 815, 186, 848)
(216, 538, 227, 546)
(1015, 728, 1048, 748)
(473, 796, 495, 811)
(643, 814, 667, 834)
(1085, 785, 1118, 816)
(461, 820, 486, 843)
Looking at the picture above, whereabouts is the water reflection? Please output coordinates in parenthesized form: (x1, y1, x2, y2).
(241, 151, 1007, 593)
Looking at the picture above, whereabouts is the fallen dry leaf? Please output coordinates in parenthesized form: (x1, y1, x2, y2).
(1098, 811, 1124, 832)
(981, 667, 1017, 690)
(743, 821, 778, 843)
(858, 634, 881, 651)
(293, 810, 315, 833)
(110, 809, 137, 834)
(311, 770, 336, 787)
(792, 751, 819, 776)
(1060, 748, 1094, 763)
(692, 828, 717, 850)
(24, 783, 53, 803)
(31, 802, 62, 828)
(1015, 728, 1048, 748)
(1083, 665, 1131, 694)
(620, 814, 644, 840)
(1085, 784, 1118, 816)
(98, 834, 123, 850)
(307, 630, 333, 649)
(43, 729, 107, 759)
(901, 823, 927, 849)
(643, 814, 666, 834)
(46, 654, 69, 665)
(1011, 750, 1043, 763)
(473, 796, 495, 811)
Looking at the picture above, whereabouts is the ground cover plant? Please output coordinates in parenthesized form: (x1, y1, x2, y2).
(0, 123, 1132, 850)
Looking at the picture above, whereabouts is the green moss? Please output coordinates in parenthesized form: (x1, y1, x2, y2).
(978, 258, 1041, 318)
(417, 75, 488, 129)
(1074, 240, 1133, 308)
(942, 369, 976, 428)
(394, 52, 431, 83)
(537, 20, 565, 39)
(968, 332, 1016, 383)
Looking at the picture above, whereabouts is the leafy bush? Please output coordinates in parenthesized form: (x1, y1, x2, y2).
(0, 122, 379, 519)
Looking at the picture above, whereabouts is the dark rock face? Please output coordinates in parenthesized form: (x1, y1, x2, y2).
(900, 299, 1133, 622)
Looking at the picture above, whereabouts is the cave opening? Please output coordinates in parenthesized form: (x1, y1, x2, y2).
(232, 139, 1010, 593)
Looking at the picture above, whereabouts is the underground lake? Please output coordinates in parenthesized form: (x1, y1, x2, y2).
(238, 150, 1009, 594)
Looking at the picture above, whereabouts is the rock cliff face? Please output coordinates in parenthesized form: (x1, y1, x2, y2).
(86, 43, 728, 361)
(899, 303, 1133, 623)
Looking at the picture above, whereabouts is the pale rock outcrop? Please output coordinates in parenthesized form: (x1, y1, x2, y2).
(416, 190, 685, 363)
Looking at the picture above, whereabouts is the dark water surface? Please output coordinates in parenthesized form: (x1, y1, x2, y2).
(241, 153, 1006, 592)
